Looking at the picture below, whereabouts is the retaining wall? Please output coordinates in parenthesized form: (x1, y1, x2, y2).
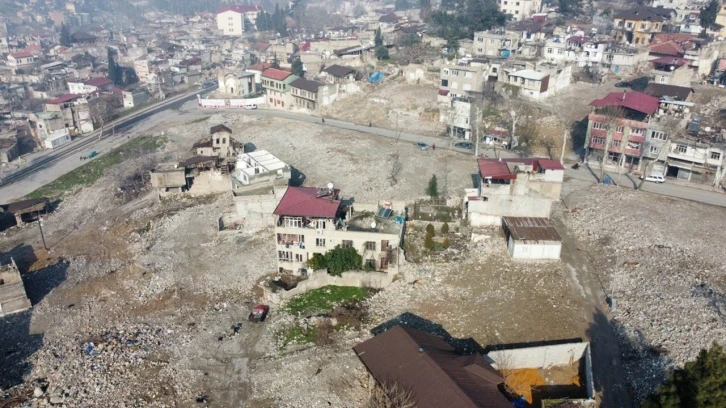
(263, 270, 394, 303)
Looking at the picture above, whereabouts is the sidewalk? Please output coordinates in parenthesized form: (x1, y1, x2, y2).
(582, 161, 724, 194)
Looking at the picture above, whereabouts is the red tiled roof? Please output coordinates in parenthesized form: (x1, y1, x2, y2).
(247, 62, 271, 72)
(84, 77, 113, 87)
(273, 187, 341, 218)
(589, 91, 660, 115)
(262, 68, 292, 81)
(217, 5, 261, 14)
(252, 42, 271, 51)
(47, 94, 82, 104)
(648, 41, 684, 57)
(478, 157, 564, 180)
(10, 51, 33, 59)
(532, 13, 547, 22)
(652, 33, 695, 44)
(651, 56, 688, 66)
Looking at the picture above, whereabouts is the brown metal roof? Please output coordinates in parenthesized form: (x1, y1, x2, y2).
(210, 124, 232, 134)
(503, 217, 562, 242)
(1, 197, 49, 215)
(353, 326, 512, 408)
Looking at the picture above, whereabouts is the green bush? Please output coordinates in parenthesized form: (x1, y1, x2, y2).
(442, 237, 450, 249)
(308, 246, 363, 276)
(307, 253, 327, 271)
(424, 233, 434, 251)
(441, 222, 449, 234)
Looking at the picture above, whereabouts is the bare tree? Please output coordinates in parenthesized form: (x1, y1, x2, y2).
(89, 96, 115, 141)
(388, 153, 403, 186)
(314, 319, 334, 346)
(365, 381, 416, 408)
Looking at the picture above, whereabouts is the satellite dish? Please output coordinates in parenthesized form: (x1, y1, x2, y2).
(327, 182, 334, 189)
(371, 221, 377, 229)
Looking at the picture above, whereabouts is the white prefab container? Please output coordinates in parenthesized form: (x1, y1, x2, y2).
(507, 235, 562, 260)
(502, 216, 562, 260)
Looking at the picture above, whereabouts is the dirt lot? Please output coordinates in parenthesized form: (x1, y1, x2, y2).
(2, 110, 724, 407)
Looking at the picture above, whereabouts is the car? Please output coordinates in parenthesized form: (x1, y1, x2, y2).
(415, 142, 429, 150)
(641, 174, 665, 183)
(244, 104, 258, 110)
(455, 142, 474, 150)
(248, 304, 270, 322)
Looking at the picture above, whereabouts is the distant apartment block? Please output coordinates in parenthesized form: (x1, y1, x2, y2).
(497, 0, 541, 21)
(216, 5, 262, 35)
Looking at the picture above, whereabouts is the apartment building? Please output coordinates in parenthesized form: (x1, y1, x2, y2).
(261, 68, 298, 109)
(498, 0, 542, 21)
(67, 77, 114, 94)
(543, 37, 607, 67)
(31, 112, 72, 149)
(216, 5, 262, 35)
(584, 91, 662, 172)
(44, 94, 94, 135)
(613, 7, 671, 45)
(273, 186, 402, 276)
(473, 31, 520, 58)
(439, 62, 490, 98)
(602, 46, 649, 76)
(503, 63, 571, 100)
(444, 97, 477, 140)
(650, 56, 691, 86)
(666, 137, 725, 184)
(7, 51, 36, 68)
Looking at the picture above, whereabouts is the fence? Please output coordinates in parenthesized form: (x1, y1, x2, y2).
(196, 95, 267, 109)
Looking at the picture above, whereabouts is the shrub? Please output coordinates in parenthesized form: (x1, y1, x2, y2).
(307, 253, 327, 271)
(441, 222, 449, 234)
(424, 233, 434, 251)
(425, 223, 435, 236)
(442, 237, 450, 249)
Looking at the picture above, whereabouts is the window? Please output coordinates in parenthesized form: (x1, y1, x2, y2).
(676, 144, 687, 154)
(651, 131, 666, 140)
(640, 23, 646, 29)
(592, 122, 606, 130)
(626, 22, 633, 28)
(630, 128, 645, 136)
(364, 241, 376, 251)
(278, 251, 292, 261)
(316, 238, 326, 247)
(615, 126, 624, 133)
(365, 259, 376, 269)
(341, 240, 353, 248)
(222, 138, 226, 143)
(546, 48, 553, 54)
(515, 10, 519, 14)
(284, 217, 302, 228)
(441, 79, 448, 87)
(592, 136, 605, 145)
(711, 151, 722, 160)
(627, 141, 641, 150)
(295, 253, 304, 262)
(650, 146, 659, 154)
(612, 140, 621, 147)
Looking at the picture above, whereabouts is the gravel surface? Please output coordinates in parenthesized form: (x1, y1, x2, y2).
(563, 184, 726, 401)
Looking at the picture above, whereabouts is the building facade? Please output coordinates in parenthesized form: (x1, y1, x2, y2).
(473, 31, 520, 57)
(261, 68, 298, 109)
(498, 0, 541, 21)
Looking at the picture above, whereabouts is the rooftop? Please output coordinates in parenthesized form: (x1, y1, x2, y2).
(353, 326, 512, 408)
(210, 124, 232, 134)
(10, 51, 33, 59)
(503, 216, 562, 242)
(589, 91, 660, 116)
(644, 83, 693, 101)
(84, 77, 113, 87)
(262, 68, 293, 81)
(291, 78, 323, 93)
(217, 5, 261, 14)
(345, 208, 401, 235)
(478, 158, 564, 180)
(508, 69, 548, 81)
(47, 93, 83, 105)
(323, 64, 355, 78)
(274, 186, 341, 218)
(233, 150, 288, 179)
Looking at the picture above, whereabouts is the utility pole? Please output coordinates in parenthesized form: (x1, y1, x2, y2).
(37, 213, 48, 251)
(560, 127, 568, 164)
(474, 104, 481, 158)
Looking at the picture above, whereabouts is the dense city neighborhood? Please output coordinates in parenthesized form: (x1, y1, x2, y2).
(1, 0, 726, 407)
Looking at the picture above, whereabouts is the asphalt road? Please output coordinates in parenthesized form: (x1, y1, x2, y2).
(0, 86, 216, 201)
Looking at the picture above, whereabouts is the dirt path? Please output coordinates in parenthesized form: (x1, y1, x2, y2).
(552, 212, 635, 408)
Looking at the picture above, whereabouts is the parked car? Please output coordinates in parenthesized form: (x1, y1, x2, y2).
(415, 142, 429, 150)
(455, 142, 474, 150)
(248, 304, 270, 322)
(244, 104, 258, 110)
(641, 174, 665, 183)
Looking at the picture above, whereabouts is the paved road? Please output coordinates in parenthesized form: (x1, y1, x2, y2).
(0, 86, 216, 201)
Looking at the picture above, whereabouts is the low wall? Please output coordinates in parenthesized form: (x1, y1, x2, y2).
(407, 220, 459, 230)
(486, 342, 594, 399)
(197, 95, 267, 109)
(263, 270, 394, 302)
(352, 200, 407, 213)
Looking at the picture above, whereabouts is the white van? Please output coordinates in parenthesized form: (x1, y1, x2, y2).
(644, 174, 665, 183)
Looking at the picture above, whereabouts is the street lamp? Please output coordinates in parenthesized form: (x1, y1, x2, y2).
(37, 214, 48, 251)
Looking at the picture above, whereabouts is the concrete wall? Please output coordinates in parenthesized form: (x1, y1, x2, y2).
(188, 171, 230, 196)
(352, 200, 407, 213)
(468, 195, 552, 226)
(263, 270, 394, 302)
(486, 342, 594, 399)
(197, 95, 266, 109)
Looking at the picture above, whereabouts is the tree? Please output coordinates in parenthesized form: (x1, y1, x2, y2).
(107, 47, 117, 84)
(643, 342, 726, 408)
(558, 0, 582, 16)
(420, 0, 432, 22)
(375, 45, 390, 60)
(271, 53, 280, 69)
(445, 37, 459, 58)
(60, 23, 72, 47)
(291, 58, 304, 77)
(442, 237, 451, 248)
(374, 28, 383, 47)
(427, 175, 439, 199)
(307, 245, 363, 276)
(426, 223, 435, 236)
(700, 0, 719, 28)
(365, 382, 415, 408)
(424, 233, 434, 251)
(441, 222, 449, 234)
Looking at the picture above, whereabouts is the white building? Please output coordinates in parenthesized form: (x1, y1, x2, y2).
(502, 216, 562, 260)
(231, 150, 291, 191)
(498, 0, 542, 21)
(7, 51, 36, 68)
(67, 77, 114, 94)
(35, 112, 72, 149)
(122, 88, 150, 108)
(273, 186, 403, 276)
(216, 5, 262, 35)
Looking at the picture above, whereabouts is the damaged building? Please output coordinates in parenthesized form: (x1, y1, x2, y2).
(0, 258, 31, 317)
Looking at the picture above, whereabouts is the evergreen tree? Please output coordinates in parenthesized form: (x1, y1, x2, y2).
(558, 0, 583, 16)
(271, 53, 280, 69)
(375, 45, 389, 60)
(374, 28, 383, 47)
(420, 0, 432, 22)
(427, 175, 439, 199)
(700, 0, 719, 28)
(291, 58, 304, 77)
(644, 342, 726, 408)
(60, 23, 72, 47)
(107, 47, 117, 84)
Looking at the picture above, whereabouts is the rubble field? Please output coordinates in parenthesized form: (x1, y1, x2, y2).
(563, 184, 726, 401)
